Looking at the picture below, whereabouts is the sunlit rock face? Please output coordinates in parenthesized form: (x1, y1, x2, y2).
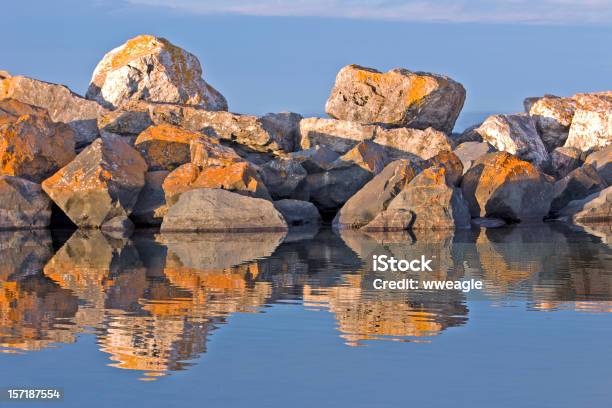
(461, 152, 554, 222)
(472, 114, 550, 168)
(0, 176, 51, 229)
(98, 100, 296, 159)
(86, 35, 227, 111)
(527, 95, 577, 151)
(42, 134, 147, 229)
(299, 117, 453, 160)
(0, 75, 108, 147)
(365, 166, 471, 231)
(160, 189, 287, 232)
(325, 64, 465, 133)
(162, 137, 270, 206)
(0, 99, 76, 183)
(333, 159, 421, 230)
(564, 92, 612, 152)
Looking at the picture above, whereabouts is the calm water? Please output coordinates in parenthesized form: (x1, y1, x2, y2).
(1, 223, 611, 407)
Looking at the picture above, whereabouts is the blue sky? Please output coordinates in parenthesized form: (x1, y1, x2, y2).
(1, 0, 611, 129)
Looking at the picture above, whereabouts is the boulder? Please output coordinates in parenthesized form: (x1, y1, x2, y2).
(41, 134, 147, 228)
(565, 109, 611, 152)
(131, 170, 170, 226)
(558, 186, 612, 223)
(86, 35, 227, 111)
(258, 112, 302, 153)
(333, 159, 421, 229)
(189, 135, 244, 167)
(134, 123, 201, 170)
(425, 151, 463, 186)
(584, 145, 612, 184)
(453, 141, 494, 175)
(0, 175, 51, 229)
(473, 114, 550, 168)
(161, 188, 288, 232)
(325, 64, 465, 133)
(0, 71, 9, 80)
(302, 140, 389, 214)
(0, 75, 107, 147)
(299, 117, 376, 154)
(364, 166, 471, 230)
(0, 98, 47, 124)
(372, 126, 453, 160)
(98, 100, 296, 157)
(273, 199, 321, 226)
(550, 146, 583, 179)
(289, 146, 340, 173)
(461, 152, 553, 222)
(260, 157, 307, 200)
(527, 95, 576, 151)
(0, 101, 76, 182)
(550, 165, 607, 214)
(564, 93, 612, 152)
(163, 161, 270, 206)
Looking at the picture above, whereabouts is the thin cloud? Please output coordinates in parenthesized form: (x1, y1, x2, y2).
(123, 0, 612, 24)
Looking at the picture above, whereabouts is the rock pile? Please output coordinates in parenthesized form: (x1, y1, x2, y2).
(0, 35, 610, 233)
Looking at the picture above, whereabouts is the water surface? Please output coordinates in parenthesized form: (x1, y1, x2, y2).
(1, 223, 611, 407)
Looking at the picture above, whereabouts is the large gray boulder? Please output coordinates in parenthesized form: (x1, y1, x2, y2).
(333, 159, 421, 229)
(86, 35, 227, 111)
(461, 152, 553, 222)
(161, 188, 288, 232)
(42, 134, 148, 229)
(473, 114, 550, 168)
(558, 186, 612, 223)
(325, 64, 465, 133)
(273, 199, 321, 226)
(0, 176, 51, 229)
(584, 145, 612, 185)
(550, 165, 608, 214)
(364, 166, 471, 230)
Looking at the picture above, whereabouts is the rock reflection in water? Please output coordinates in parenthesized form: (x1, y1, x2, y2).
(0, 223, 610, 378)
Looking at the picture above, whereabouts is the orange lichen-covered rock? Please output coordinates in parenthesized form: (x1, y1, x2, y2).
(42, 134, 147, 228)
(0, 100, 76, 182)
(325, 64, 465, 133)
(86, 35, 227, 111)
(134, 124, 202, 171)
(461, 151, 554, 222)
(163, 161, 270, 206)
(0, 75, 107, 147)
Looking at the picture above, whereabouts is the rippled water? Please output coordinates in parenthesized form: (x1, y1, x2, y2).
(1, 223, 611, 407)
